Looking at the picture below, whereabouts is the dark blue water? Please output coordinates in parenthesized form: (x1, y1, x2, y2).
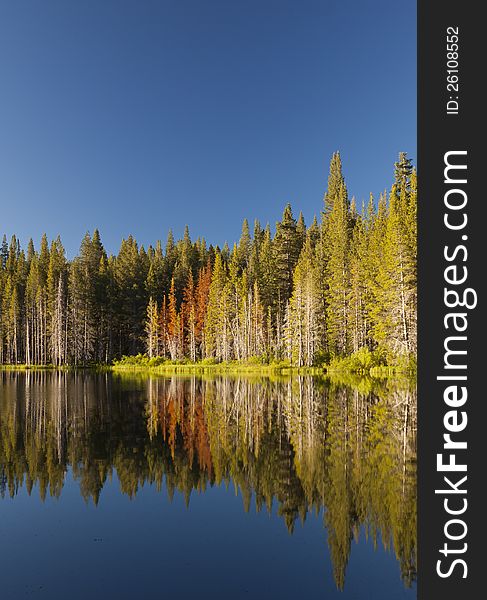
(0, 371, 416, 599)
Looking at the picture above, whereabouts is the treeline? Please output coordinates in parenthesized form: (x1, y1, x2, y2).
(0, 372, 417, 589)
(0, 152, 416, 367)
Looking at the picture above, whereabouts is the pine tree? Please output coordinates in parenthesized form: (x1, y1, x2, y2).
(0, 235, 8, 269)
(204, 253, 230, 360)
(248, 219, 263, 287)
(322, 154, 351, 355)
(113, 235, 148, 356)
(256, 224, 276, 313)
(347, 199, 372, 352)
(296, 211, 306, 248)
(323, 152, 346, 215)
(379, 156, 416, 359)
(236, 218, 251, 273)
(367, 192, 389, 356)
(146, 240, 165, 303)
(286, 235, 323, 366)
(173, 225, 195, 303)
(68, 232, 107, 364)
(37, 234, 50, 363)
(47, 237, 68, 365)
(194, 261, 212, 357)
(182, 271, 197, 361)
(274, 204, 302, 310)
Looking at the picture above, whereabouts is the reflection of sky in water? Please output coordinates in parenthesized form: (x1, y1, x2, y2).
(0, 372, 416, 599)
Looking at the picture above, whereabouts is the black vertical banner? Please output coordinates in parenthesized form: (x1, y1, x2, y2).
(418, 2, 482, 599)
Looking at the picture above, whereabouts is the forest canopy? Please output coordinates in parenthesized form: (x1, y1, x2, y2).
(0, 152, 416, 368)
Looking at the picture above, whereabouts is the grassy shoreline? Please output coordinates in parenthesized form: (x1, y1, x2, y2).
(111, 362, 324, 376)
(1, 359, 415, 379)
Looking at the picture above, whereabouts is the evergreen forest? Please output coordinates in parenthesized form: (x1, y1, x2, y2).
(0, 152, 416, 369)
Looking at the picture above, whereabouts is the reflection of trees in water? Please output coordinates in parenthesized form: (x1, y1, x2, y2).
(0, 371, 416, 589)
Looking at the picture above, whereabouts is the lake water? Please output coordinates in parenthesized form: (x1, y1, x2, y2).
(0, 371, 416, 599)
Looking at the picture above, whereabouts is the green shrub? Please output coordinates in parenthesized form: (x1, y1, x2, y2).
(200, 357, 220, 365)
(148, 356, 166, 367)
(269, 358, 291, 370)
(246, 355, 266, 365)
(327, 347, 383, 373)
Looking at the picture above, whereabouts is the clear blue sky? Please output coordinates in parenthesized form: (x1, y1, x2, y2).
(0, 0, 416, 257)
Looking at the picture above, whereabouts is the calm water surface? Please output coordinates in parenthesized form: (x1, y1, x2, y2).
(0, 371, 416, 599)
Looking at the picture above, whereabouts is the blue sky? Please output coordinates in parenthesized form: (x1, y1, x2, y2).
(0, 0, 416, 257)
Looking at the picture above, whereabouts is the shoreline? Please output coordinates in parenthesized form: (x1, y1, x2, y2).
(0, 361, 416, 380)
